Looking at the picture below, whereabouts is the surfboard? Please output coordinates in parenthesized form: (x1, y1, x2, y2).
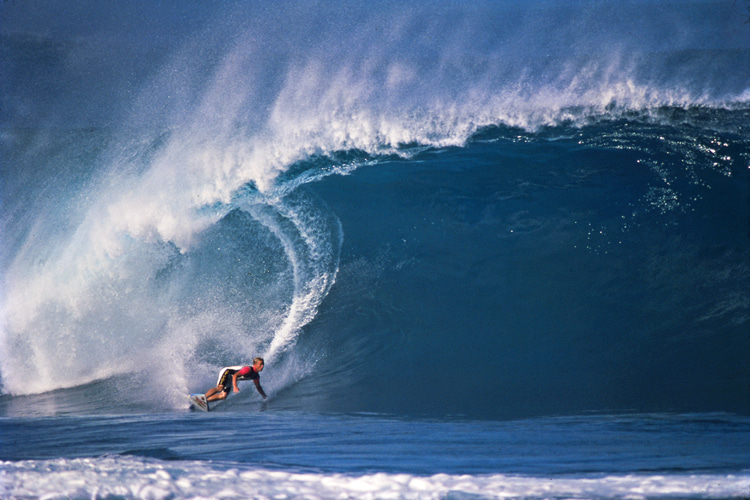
(188, 393, 209, 412)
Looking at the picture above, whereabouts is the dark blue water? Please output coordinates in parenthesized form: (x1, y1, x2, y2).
(2, 0, 750, 498)
(2, 410, 750, 498)
(294, 118, 750, 420)
(4, 411, 750, 475)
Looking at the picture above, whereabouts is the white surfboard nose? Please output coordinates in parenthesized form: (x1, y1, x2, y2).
(188, 394, 209, 412)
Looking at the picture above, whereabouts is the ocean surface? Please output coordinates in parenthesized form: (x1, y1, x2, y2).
(1, 1, 750, 498)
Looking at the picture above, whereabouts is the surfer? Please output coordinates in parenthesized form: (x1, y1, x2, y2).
(204, 357, 267, 402)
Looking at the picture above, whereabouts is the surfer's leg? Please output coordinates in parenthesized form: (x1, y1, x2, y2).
(205, 385, 222, 399)
(207, 371, 234, 401)
(206, 381, 231, 401)
(207, 389, 228, 402)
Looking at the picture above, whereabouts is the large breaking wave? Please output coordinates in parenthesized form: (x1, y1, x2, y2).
(1, 0, 748, 415)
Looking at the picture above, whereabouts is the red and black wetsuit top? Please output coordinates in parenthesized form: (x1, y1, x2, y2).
(236, 365, 259, 381)
(217, 366, 259, 392)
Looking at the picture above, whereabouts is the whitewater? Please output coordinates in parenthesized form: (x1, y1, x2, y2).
(2, 0, 750, 498)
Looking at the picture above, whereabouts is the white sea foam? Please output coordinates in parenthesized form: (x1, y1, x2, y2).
(2, 457, 749, 500)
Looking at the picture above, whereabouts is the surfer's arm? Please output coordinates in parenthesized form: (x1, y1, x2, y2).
(254, 379, 268, 399)
(232, 372, 241, 392)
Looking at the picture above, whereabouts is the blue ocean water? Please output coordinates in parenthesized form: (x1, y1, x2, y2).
(2, 1, 750, 498)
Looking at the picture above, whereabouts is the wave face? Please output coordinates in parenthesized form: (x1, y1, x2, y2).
(1, 0, 749, 418)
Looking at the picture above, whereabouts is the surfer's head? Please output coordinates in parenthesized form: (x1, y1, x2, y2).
(253, 357, 265, 372)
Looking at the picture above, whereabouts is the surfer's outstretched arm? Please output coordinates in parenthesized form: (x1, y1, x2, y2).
(254, 379, 268, 399)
